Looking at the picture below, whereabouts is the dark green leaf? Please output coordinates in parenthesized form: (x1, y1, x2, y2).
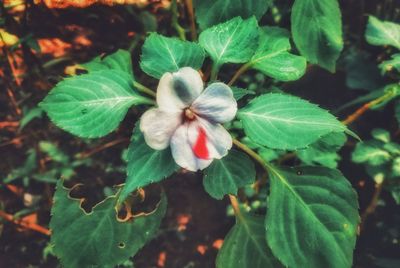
(231, 87, 255, 101)
(343, 49, 384, 91)
(50, 180, 167, 268)
(194, 0, 272, 29)
(140, 33, 205, 79)
(203, 150, 256, 199)
(81, 49, 134, 77)
(216, 210, 283, 268)
(120, 129, 178, 202)
(298, 132, 346, 168)
(266, 166, 359, 268)
(291, 0, 343, 72)
(19, 107, 44, 130)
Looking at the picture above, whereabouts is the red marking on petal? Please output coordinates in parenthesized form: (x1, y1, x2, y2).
(193, 127, 209, 159)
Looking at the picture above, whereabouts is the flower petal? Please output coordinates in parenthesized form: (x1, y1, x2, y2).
(140, 108, 182, 150)
(191, 82, 237, 123)
(188, 117, 233, 160)
(170, 123, 212, 171)
(157, 67, 204, 112)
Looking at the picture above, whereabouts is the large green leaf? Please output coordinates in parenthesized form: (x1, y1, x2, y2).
(140, 33, 205, 79)
(40, 70, 152, 138)
(238, 93, 348, 150)
(365, 16, 400, 50)
(248, 26, 306, 81)
(297, 132, 346, 168)
(291, 0, 343, 72)
(50, 180, 167, 268)
(216, 210, 283, 268)
(81, 49, 134, 77)
(266, 166, 359, 268)
(199, 17, 259, 70)
(120, 129, 178, 202)
(194, 0, 272, 29)
(203, 150, 256, 199)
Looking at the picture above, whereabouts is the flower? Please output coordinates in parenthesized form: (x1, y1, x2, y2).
(140, 67, 237, 171)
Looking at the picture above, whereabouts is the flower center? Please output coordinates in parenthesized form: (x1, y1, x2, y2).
(184, 108, 196, 121)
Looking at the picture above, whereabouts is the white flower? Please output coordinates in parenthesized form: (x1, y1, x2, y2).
(140, 67, 237, 171)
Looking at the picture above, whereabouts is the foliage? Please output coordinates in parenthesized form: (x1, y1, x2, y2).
(35, 1, 364, 266)
(291, 0, 343, 72)
(4, 0, 400, 267)
(50, 180, 167, 267)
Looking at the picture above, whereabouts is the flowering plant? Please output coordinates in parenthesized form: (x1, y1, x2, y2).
(37, 0, 381, 267)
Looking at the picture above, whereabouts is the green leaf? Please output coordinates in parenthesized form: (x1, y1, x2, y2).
(371, 128, 391, 143)
(365, 16, 400, 50)
(380, 53, 400, 74)
(203, 150, 256, 199)
(352, 140, 391, 166)
(396, 100, 400, 125)
(40, 70, 152, 138)
(81, 49, 134, 77)
(297, 132, 346, 168)
(392, 157, 400, 177)
(231, 87, 255, 101)
(120, 129, 178, 202)
(4, 149, 37, 184)
(199, 17, 259, 70)
(248, 26, 306, 81)
(39, 141, 69, 164)
(266, 166, 359, 268)
(216, 210, 283, 268)
(291, 0, 343, 72)
(140, 33, 205, 79)
(343, 48, 384, 91)
(194, 0, 272, 29)
(19, 107, 44, 130)
(50, 180, 167, 268)
(238, 93, 348, 150)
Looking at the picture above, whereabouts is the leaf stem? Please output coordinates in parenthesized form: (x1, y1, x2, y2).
(228, 194, 244, 221)
(133, 81, 156, 98)
(210, 63, 220, 81)
(342, 86, 398, 125)
(184, 0, 197, 41)
(171, 0, 186, 41)
(228, 63, 251, 86)
(232, 138, 267, 172)
(360, 180, 385, 232)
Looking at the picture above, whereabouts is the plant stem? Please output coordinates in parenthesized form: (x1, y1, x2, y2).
(184, 0, 197, 41)
(228, 194, 244, 221)
(360, 180, 384, 232)
(0, 210, 51, 236)
(232, 138, 268, 172)
(171, 0, 186, 41)
(210, 64, 220, 81)
(342, 87, 398, 125)
(228, 63, 251, 86)
(133, 81, 156, 98)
